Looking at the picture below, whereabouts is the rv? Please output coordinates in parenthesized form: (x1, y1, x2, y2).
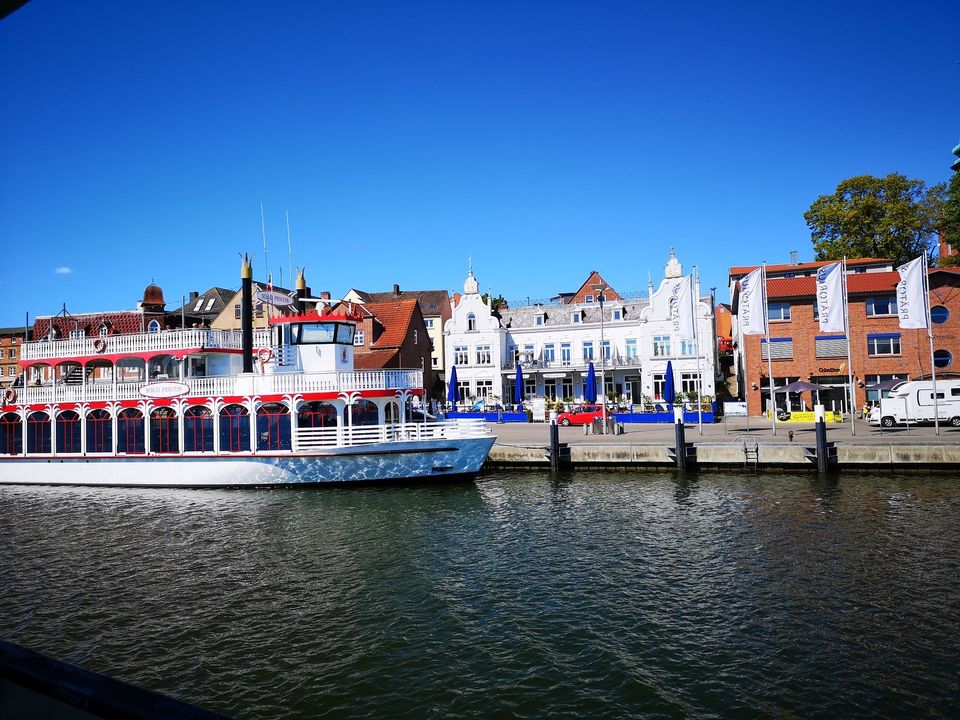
(868, 379, 960, 428)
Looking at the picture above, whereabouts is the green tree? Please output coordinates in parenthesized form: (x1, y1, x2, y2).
(940, 172, 960, 267)
(804, 173, 945, 267)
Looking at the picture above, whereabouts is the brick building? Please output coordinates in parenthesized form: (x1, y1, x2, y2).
(731, 261, 960, 415)
(0, 326, 30, 388)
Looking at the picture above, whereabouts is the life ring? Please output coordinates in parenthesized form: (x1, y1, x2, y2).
(93, 338, 107, 353)
(2, 388, 15, 405)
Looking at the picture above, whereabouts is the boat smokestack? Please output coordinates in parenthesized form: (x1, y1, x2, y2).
(296, 268, 307, 314)
(241, 254, 254, 373)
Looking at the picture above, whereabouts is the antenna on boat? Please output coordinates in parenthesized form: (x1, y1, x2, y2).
(260, 202, 269, 284)
(286, 209, 294, 292)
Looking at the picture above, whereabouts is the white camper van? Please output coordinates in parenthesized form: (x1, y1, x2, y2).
(869, 379, 960, 428)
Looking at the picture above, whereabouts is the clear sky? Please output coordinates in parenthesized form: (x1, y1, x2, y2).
(1, 1, 958, 327)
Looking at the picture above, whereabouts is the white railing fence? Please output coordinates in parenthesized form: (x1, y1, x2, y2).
(23, 329, 272, 361)
(295, 419, 490, 450)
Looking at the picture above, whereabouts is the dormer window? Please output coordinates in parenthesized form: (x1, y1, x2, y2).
(147, 320, 161, 333)
(612, 309, 622, 321)
(585, 294, 594, 304)
(535, 315, 544, 326)
(467, 313, 477, 331)
(69, 329, 85, 340)
(98, 323, 109, 337)
(571, 311, 582, 324)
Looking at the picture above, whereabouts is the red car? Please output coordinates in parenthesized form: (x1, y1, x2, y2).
(557, 405, 604, 426)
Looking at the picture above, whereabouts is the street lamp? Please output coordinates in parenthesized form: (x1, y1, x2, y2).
(595, 283, 608, 434)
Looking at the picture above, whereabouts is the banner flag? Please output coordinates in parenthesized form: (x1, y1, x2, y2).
(816, 262, 846, 332)
(739, 267, 766, 336)
(670, 275, 696, 340)
(896, 256, 928, 329)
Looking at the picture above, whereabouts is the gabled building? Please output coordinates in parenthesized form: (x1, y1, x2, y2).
(170, 287, 234, 325)
(443, 253, 717, 408)
(210, 282, 296, 331)
(0, 326, 30, 388)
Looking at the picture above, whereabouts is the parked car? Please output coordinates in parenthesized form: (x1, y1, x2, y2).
(557, 404, 604, 426)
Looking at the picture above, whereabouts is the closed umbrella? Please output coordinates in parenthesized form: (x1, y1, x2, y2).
(514, 363, 524, 407)
(447, 365, 459, 408)
(584, 362, 597, 404)
(664, 360, 676, 409)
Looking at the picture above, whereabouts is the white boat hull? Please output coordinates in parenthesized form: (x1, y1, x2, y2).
(0, 437, 496, 487)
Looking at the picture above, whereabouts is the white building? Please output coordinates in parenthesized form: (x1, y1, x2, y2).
(443, 252, 717, 408)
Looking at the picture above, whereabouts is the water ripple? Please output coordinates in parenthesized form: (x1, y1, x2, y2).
(2, 472, 960, 719)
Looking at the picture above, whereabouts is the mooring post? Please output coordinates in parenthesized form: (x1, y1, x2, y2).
(674, 405, 687, 473)
(549, 410, 560, 471)
(815, 404, 829, 474)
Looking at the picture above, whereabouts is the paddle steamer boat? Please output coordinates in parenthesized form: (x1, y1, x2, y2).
(0, 259, 494, 487)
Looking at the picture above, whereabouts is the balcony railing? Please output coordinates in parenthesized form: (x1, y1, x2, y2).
(22, 329, 273, 362)
(499, 356, 640, 371)
(8, 368, 423, 405)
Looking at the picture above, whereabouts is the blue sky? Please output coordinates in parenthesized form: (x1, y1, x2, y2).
(1, 1, 958, 327)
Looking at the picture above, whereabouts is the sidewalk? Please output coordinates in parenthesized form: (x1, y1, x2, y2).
(487, 416, 960, 447)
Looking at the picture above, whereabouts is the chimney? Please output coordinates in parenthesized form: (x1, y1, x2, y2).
(393, 283, 400, 297)
(790, 250, 799, 265)
(188, 291, 199, 301)
(241, 254, 254, 374)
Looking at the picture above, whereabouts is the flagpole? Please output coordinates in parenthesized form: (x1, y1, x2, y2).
(842, 257, 856, 436)
(924, 250, 939, 436)
(763, 262, 776, 435)
(693, 267, 703, 435)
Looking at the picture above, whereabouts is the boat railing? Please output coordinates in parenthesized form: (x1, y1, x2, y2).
(294, 419, 490, 450)
(21, 329, 273, 361)
(7, 368, 424, 405)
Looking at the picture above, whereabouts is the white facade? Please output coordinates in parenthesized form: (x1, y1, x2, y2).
(443, 253, 717, 408)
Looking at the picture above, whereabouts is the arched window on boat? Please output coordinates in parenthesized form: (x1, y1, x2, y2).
(0, 413, 22, 455)
(56, 410, 81, 454)
(384, 400, 401, 425)
(117, 408, 145, 454)
(147, 319, 161, 333)
(349, 399, 379, 427)
(219, 404, 250, 452)
(298, 401, 338, 429)
(150, 406, 178, 454)
(116, 357, 146, 384)
(184, 406, 213, 452)
(86, 409, 112, 454)
(27, 411, 51, 454)
(257, 403, 291, 451)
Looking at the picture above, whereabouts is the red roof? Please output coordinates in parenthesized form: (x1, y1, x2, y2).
(364, 299, 419, 348)
(33, 311, 145, 339)
(766, 271, 900, 298)
(353, 348, 400, 370)
(729, 258, 890, 277)
(569, 271, 623, 304)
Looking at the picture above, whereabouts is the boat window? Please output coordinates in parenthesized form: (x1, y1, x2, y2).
(335, 323, 355, 345)
(292, 323, 336, 344)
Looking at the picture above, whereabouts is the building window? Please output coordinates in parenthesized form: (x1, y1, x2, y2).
(931, 306, 949, 324)
(768, 302, 791, 321)
(560, 342, 572, 366)
(543, 343, 556, 363)
(680, 340, 695, 356)
(413, 330, 418, 345)
(467, 313, 477, 331)
(7, 367, 14, 376)
(815, 335, 848, 358)
(7, 349, 15, 359)
(625, 338, 638, 359)
(653, 336, 671, 357)
(475, 344, 491, 365)
(681, 373, 699, 395)
(234, 304, 241, 320)
(354, 330, 365, 346)
(98, 324, 109, 337)
(424, 318, 435, 329)
(572, 312, 581, 324)
(147, 320, 161, 333)
(525, 378, 536, 397)
(69, 329, 85, 340)
(194, 298, 205, 312)
(865, 374, 908, 402)
(522, 344, 535, 363)
(432, 356, 439, 367)
(761, 338, 793, 360)
(256, 302, 264, 318)
(475, 380, 493, 399)
(454, 345, 469, 365)
(866, 296, 896, 316)
(205, 298, 216, 311)
(602, 340, 611, 360)
(867, 334, 901, 356)
(934, 349, 952, 368)
(457, 380, 471, 402)
(535, 315, 544, 326)
(653, 374, 665, 400)
(582, 341, 594, 361)
(612, 309, 622, 321)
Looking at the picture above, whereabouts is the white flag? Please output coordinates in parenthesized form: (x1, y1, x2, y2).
(739, 267, 767, 336)
(669, 275, 696, 340)
(816, 262, 846, 332)
(896, 256, 928, 329)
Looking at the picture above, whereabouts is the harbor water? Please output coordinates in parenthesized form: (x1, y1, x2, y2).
(2, 470, 959, 719)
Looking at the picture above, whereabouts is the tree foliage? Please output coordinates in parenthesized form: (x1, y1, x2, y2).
(940, 172, 960, 267)
(804, 173, 945, 267)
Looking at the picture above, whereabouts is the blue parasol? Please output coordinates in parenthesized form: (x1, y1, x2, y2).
(584, 362, 597, 403)
(447, 365, 459, 406)
(664, 360, 676, 407)
(514, 363, 524, 406)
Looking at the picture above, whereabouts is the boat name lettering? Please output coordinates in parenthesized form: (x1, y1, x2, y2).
(256, 290, 294, 307)
(139, 381, 190, 399)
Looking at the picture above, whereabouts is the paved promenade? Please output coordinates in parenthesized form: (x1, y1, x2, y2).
(488, 417, 960, 447)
